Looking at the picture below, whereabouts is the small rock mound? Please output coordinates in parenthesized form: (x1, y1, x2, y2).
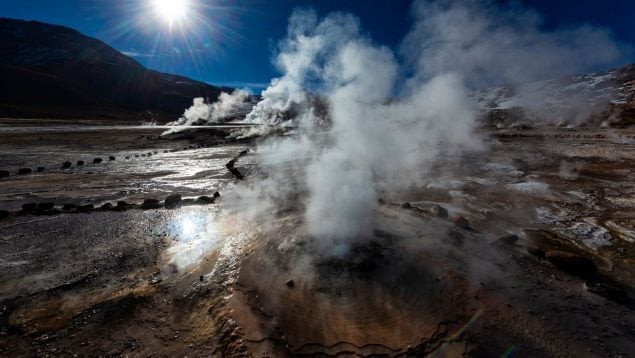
(109, 156, 116, 161)
(164, 194, 182, 209)
(0, 210, 10, 220)
(21, 203, 37, 213)
(77, 160, 85, 166)
(36, 202, 55, 213)
(17, 168, 32, 175)
(430, 204, 449, 218)
(93, 158, 103, 164)
(0, 170, 9, 178)
(142, 198, 161, 210)
(77, 204, 94, 213)
(451, 215, 470, 229)
(37, 167, 45, 172)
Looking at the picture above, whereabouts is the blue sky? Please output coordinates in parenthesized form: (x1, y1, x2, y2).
(1, 0, 634, 91)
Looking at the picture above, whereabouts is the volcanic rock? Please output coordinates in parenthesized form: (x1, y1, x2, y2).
(142, 198, 161, 210)
(77, 204, 94, 213)
(164, 194, 182, 209)
(0, 210, 10, 220)
(545, 250, 596, 277)
(77, 160, 84, 166)
(62, 204, 77, 211)
(93, 158, 102, 164)
(0, 170, 9, 178)
(451, 215, 470, 229)
(195, 196, 215, 205)
(430, 204, 449, 218)
(21, 203, 37, 213)
(116, 201, 131, 210)
(17, 168, 32, 175)
(493, 234, 520, 247)
(36, 202, 55, 213)
(36, 167, 45, 172)
(62, 161, 72, 168)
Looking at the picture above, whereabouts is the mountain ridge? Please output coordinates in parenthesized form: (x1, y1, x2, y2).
(0, 18, 231, 121)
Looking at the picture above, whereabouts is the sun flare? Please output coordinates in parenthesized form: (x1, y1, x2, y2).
(151, 0, 190, 26)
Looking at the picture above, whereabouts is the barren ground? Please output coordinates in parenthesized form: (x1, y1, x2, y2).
(0, 119, 634, 357)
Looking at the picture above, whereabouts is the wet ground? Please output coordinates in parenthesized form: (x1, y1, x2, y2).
(0, 119, 634, 357)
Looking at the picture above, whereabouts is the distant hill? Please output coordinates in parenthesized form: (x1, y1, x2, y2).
(0, 18, 230, 121)
(471, 63, 635, 128)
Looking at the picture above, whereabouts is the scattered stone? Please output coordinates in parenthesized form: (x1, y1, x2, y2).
(0, 170, 9, 178)
(62, 204, 77, 211)
(36, 167, 45, 172)
(77, 160, 85, 166)
(451, 215, 470, 229)
(142, 198, 161, 210)
(100, 203, 114, 211)
(430, 204, 449, 218)
(285, 279, 295, 288)
(545, 250, 596, 277)
(492, 234, 520, 247)
(164, 194, 182, 209)
(77, 204, 94, 213)
(125, 156, 130, 160)
(109, 156, 116, 161)
(401, 202, 413, 209)
(199, 275, 204, 282)
(226, 157, 245, 180)
(36, 202, 55, 213)
(21, 203, 37, 213)
(17, 168, 32, 175)
(147, 153, 152, 157)
(195, 196, 215, 205)
(213, 192, 220, 198)
(93, 158, 103, 164)
(62, 161, 72, 168)
(0, 210, 9, 220)
(116, 201, 131, 210)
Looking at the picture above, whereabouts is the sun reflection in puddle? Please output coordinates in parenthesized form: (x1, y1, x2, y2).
(164, 208, 223, 272)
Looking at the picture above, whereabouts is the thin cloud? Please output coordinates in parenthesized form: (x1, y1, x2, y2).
(120, 50, 158, 58)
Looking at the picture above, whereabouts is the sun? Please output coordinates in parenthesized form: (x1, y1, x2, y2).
(151, 0, 190, 27)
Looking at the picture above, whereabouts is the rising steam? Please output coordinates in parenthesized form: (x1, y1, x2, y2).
(225, 0, 624, 250)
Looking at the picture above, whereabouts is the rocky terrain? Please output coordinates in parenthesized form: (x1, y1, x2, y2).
(0, 116, 634, 357)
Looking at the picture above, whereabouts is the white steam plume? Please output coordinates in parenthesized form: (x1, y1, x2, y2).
(225, 0, 625, 252)
(163, 90, 252, 134)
